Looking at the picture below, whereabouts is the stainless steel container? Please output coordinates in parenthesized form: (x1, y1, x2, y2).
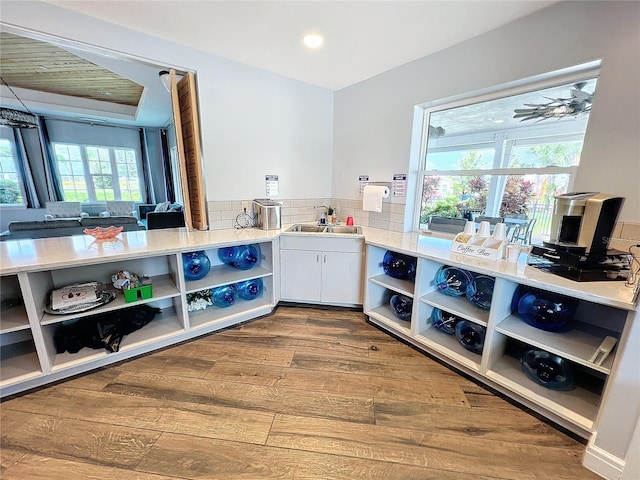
(253, 199, 282, 230)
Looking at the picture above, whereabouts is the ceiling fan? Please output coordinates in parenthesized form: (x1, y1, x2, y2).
(513, 82, 594, 122)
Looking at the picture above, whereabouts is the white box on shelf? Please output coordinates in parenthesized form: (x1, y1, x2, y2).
(451, 233, 508, 261)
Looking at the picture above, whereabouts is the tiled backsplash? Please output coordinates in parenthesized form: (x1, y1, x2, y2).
(207, 199, 640, 250)
(610, 221, 640, 251)
(207, 198, 407, 232)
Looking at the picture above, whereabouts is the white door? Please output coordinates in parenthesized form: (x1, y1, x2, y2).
(321, 251, 363, 305)
(280, 249, 322, 302)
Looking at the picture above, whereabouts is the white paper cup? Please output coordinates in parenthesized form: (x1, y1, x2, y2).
(506, 244, 521, 262)
(493, 222, 506, 240)
(464, 220, 476, 235)
(477, 221, 491, 237)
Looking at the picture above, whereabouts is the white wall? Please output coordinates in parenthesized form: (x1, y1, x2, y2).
(0, 1, 334, 203)
(333, 1, 640, 224)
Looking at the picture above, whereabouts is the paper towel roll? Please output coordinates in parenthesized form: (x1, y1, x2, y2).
(362, 185, 390, 212)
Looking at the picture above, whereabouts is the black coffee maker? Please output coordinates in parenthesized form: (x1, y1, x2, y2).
(530, 192, 627, 281)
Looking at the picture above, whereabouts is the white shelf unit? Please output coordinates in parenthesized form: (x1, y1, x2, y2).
(364, 244, 630, 438)
(27, 254, 186, 375)
(0, 239, 277, 398)
(364, 245, 417, 337)
(184, 241, 275, 330)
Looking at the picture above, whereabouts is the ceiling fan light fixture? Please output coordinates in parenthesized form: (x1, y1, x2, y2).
(302, 34, 324, 49)
(0, 107, 37, 128)
(0, 76, 37, 128)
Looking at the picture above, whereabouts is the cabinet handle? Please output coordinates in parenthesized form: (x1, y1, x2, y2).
(317, 254, 320, 263)
(324, 254, 327, 263)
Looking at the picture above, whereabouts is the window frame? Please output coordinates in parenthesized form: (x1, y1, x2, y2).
(412, 61, 601, 231)
(0, 126, 28, 207)
(52, 141, 144, 203)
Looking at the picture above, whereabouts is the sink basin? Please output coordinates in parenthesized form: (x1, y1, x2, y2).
(326, 226, 363, 234)
(286, 224, 327, 233)
(285, 224, 363, 234)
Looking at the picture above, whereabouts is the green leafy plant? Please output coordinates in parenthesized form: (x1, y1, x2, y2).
(0, 179, 23, 204)
(421, 197, 459, 223)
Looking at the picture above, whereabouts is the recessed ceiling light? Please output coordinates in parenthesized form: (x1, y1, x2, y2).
(493, 119, 505, 124)
(302, 34, 324, 49)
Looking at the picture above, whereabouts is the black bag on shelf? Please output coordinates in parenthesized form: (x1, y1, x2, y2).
(54, 304, 161, 354)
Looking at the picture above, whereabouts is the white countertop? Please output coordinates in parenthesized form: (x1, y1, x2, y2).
(1, 225, 637, 311)
(0, 227, 280, 275)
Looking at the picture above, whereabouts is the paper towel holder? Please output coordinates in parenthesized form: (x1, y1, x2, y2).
(363, 181, 392, 188)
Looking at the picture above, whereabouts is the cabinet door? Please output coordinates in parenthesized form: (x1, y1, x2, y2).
(280, 249, 322, 302)
(322, 251, 363, 305)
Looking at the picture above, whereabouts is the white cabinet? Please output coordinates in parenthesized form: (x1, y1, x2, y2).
(280, 235, 363, 306)
(364, 242, 632, 439)
(0, 238, 277, 398)
(281, 249, 322, 302)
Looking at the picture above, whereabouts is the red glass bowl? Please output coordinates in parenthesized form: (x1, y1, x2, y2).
(83, 226, 124, 239)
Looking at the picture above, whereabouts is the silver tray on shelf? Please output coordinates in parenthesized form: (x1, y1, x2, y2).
(45, 290, 116, 315)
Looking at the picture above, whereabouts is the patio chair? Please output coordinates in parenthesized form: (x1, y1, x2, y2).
(511, 218, 537, 245)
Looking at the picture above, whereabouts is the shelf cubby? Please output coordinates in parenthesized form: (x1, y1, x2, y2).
(419, 291, 490, 327)
(0, 339, 42, 388)
(486, 353, 602, 431)
(1, 303, 30, 334)
(495, 315, 619, 374)
(44, 304, 185, 372)
(414, 326, 483, 372)
(40, 273, 181, 326)
(366, 302, 412, 337)
(367, 274, 414, 298)
(184, 264, 272, 294)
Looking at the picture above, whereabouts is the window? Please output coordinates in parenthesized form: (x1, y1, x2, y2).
(53, 142, 143, 202)
(415, 66, 599, 244)
(0, 126, 26, 206)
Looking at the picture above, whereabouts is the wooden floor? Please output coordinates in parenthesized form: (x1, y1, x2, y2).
(1, 306, 601, 480)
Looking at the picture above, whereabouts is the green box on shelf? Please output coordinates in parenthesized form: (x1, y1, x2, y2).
(123, 285, 153, 303)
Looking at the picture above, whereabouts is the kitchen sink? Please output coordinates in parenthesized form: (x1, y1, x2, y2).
(286, 224, 327, 233)
(326, 225, 363, 234)
(286, 224, 362, 235)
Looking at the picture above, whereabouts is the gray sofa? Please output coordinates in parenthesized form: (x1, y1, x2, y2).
(1, 216, 145, 241)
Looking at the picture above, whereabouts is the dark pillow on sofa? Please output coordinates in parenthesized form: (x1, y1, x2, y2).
(147, 211, 185, 230)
